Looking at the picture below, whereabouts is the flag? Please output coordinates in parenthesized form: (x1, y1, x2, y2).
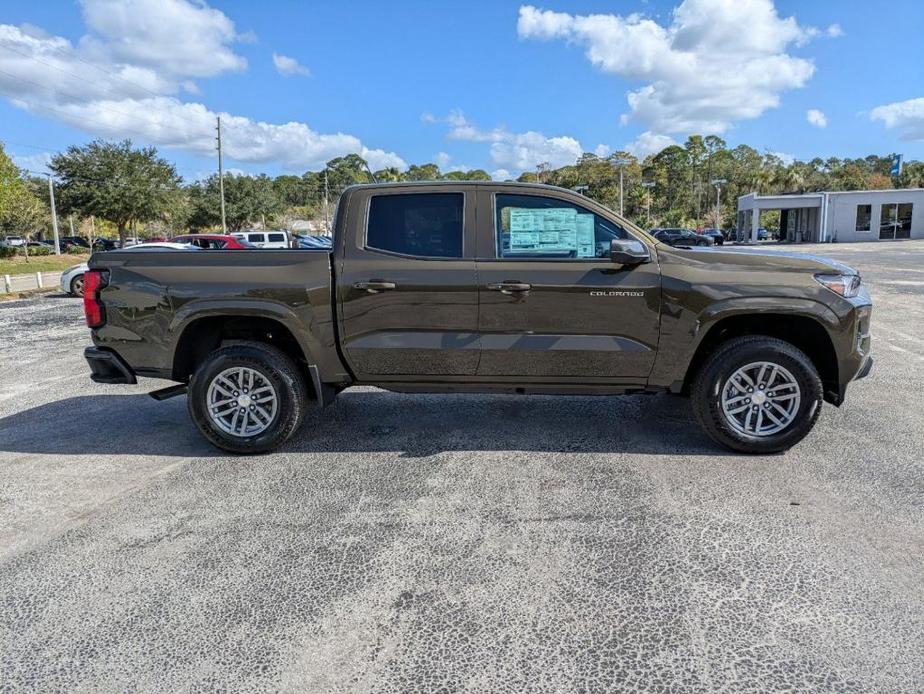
(890, 154, 903, 177)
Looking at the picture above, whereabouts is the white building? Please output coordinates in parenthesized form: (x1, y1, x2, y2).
(736, 189, 924, 243)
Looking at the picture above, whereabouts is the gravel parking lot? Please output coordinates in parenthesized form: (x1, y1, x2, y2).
(1, 242, 922, 692)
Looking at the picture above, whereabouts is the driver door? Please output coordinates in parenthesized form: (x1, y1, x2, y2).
(474, 188, 661, 381)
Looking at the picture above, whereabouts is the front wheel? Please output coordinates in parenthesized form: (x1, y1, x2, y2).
(70, 274, 84, 296)
(692, 336, 823, 453)
(188, 342, 308, 454)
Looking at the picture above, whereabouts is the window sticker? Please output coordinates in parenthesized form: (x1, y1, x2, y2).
(507, 207, 584, 254)
(575, 214, 595, 257)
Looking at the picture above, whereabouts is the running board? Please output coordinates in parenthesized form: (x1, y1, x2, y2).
(149, 384, 188, 401)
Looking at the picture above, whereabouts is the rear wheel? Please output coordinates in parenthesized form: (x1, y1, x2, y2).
(70, 274, 84, 296)
(692, 336, 823, 453)
(188, 342, 308, 454)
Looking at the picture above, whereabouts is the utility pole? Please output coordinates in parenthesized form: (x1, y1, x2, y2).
(612, 157, 632, 217)
(323, 169, 331, 233)
(216, 116, 227, 234)
(710, 178, 727, 230)
(641, 181, 655, 227)
(536, 161, 550, 184)
(47, 174, 60, 255)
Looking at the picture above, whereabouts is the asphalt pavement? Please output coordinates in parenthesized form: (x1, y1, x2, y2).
(0, 242, 922, 692)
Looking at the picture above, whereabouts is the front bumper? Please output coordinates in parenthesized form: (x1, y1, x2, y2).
(85, 346, 137, 384)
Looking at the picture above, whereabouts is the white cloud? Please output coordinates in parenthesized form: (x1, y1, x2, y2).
(11, 151, 52, 173)
(806, 108, 827, 128)
(491, 169, 512, 181)
(518, 1, 825, 136)
(625, 131, 677, 157)
(272, 53, 311, 77)
(79, 0, 248, 78)
(593, 144, 611, 158)
(0, 3, 404, 171)
(435, 151, 452, 169)
(425, 110, 583, 172)
(769, 151, 795, 165)
(826, 23, 843, 37)
(871, 97, 924, 141)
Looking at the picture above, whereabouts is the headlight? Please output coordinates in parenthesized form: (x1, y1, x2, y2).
(814, 273, 861, 298)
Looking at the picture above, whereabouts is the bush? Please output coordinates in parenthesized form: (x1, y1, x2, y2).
(0, 246, 16, 258)
(28, 245, 52, 256)
(66, 245, 85, 255)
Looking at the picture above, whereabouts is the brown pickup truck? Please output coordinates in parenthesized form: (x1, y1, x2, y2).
(83, 181, 872, 454)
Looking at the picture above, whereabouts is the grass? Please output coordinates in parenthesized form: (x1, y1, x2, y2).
(0, 253, 91, 276)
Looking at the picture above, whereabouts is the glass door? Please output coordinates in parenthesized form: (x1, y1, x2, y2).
(880, 203, 914, 240)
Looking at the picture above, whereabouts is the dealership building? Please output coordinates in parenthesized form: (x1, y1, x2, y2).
(736, 188, 924, 243)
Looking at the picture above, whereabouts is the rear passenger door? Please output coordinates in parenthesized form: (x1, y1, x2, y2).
(337, 187, 479, 378)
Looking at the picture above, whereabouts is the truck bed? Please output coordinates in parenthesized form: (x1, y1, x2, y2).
(89, 249, 347, 382)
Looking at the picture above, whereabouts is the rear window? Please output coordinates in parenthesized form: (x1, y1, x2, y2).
(267, 233, 286, 242)
(367, 193, 463, 258)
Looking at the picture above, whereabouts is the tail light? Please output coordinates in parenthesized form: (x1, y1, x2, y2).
(83, 270, 107, 328)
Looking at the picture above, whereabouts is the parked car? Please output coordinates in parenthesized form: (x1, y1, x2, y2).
(650, 228, 713, 247)
(231, 230, 291, 249)
(293, 234, 333, 249)
(60, 236, 91, 249)
(83, 181, 872, 456)
(757, 228, 769, 241)
(170, 234, 257, 249)
(92, 238, 118, 252)
(61, 262, 89, 296)
(0, 235, 25, 248)
(122, 242, 201, 251)
(701, 228, 724, 246)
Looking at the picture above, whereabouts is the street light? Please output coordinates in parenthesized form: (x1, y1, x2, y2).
(710, 178, 727, 231)
(611, 157, 632, 216)
(641, 181, 655, 227)
(573, 184, 589, 196)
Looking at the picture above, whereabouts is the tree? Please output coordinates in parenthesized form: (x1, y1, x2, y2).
(188, 173, 282, 231)
(0, 142, 47, 237)
(405, 163, 441, 181)
(50, 140, 180, 244)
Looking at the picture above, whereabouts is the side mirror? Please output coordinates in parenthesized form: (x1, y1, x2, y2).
(610, 239, 650, 265)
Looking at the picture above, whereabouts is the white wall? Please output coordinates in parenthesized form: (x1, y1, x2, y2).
(826, 190, 924, 243)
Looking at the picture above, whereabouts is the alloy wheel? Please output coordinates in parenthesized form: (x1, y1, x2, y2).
(720, 361, 801, 437)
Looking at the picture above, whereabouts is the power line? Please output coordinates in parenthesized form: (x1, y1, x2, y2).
(0, 42, 167, 102)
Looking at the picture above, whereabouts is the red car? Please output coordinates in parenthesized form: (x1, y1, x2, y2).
(170, 234, 256, 249)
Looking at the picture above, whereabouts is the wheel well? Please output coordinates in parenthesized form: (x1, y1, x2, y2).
(683, 314, 838, 395)
(172, 316, 309, 385)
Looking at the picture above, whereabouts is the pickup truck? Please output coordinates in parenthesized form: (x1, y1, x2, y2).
(82, 182, 872, 454)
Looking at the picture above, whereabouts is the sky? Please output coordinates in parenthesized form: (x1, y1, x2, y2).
(1, 0, 923, 182)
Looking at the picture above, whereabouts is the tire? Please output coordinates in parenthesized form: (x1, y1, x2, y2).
(692, 336, 823, 454)
(70, 274, 84, 296)
(187, 342, 308, 454)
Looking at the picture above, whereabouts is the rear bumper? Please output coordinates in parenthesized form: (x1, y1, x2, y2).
(85, 346, 137, 384)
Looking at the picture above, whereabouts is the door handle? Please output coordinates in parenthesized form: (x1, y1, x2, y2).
(353, 280, 397, 293)
(487, 281, 532, 295)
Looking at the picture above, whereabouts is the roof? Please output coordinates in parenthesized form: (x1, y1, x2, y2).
(740, 187, 924, 201)
(342, 180, 567, 193)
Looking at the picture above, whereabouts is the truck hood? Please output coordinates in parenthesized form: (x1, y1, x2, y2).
(674, 246, 859, 276)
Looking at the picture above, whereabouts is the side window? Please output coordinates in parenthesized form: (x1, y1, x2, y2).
(495, 194, 628, 259)
(367, 193, 463, 258)
(268, 233, 286, 243)
(249, 233, 265, 243)
(855, 204, 871, 232)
